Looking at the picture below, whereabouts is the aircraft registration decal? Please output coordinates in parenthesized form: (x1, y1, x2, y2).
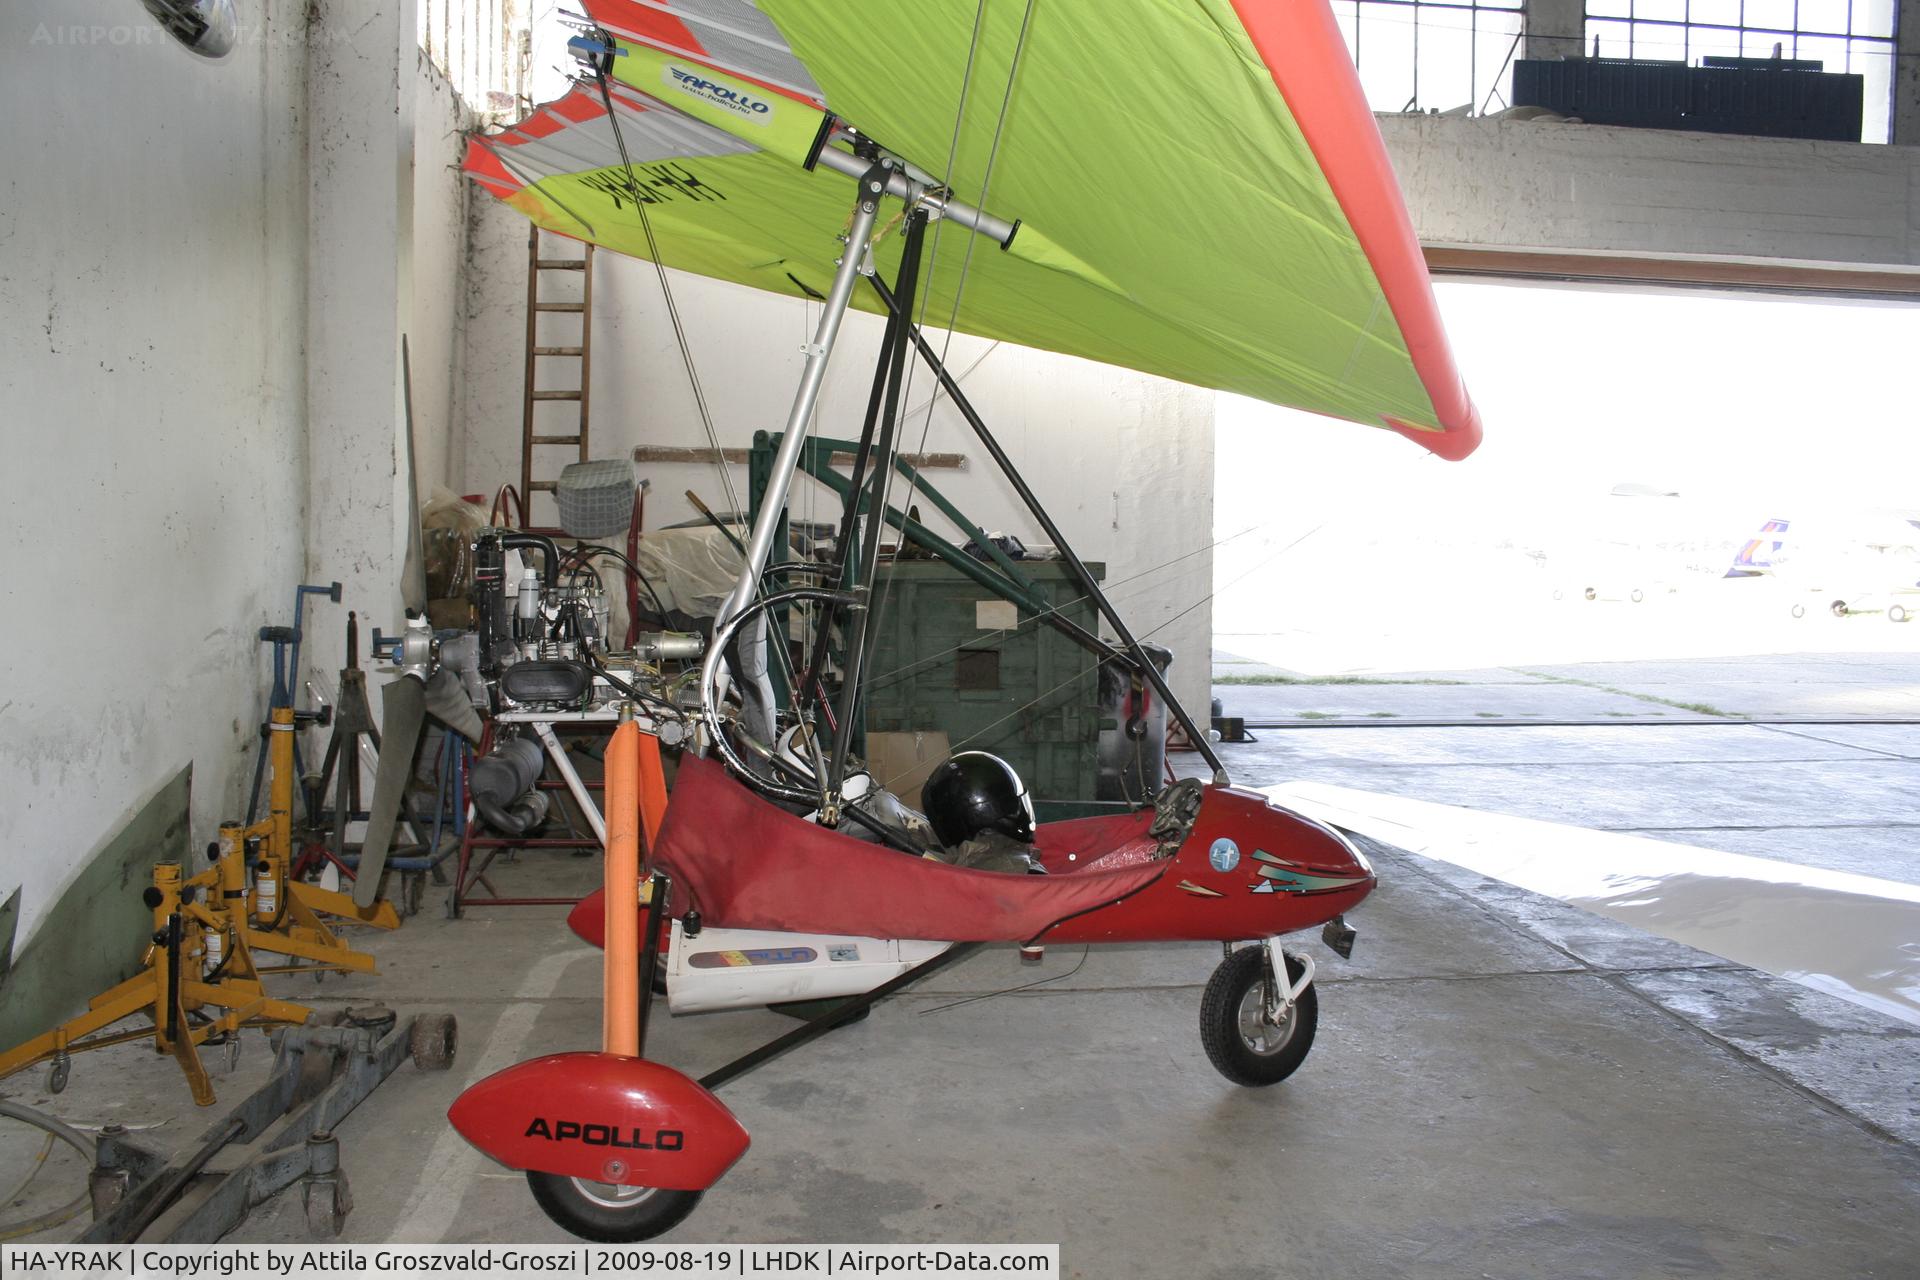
(687, 947, 819, 969)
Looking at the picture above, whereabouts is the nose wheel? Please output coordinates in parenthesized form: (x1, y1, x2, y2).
(1199, 945, 1317, 1087)
(526, 1171, 703, 1242)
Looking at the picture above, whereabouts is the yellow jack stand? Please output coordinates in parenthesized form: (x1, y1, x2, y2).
(0, 861, 312, 1106)
(235, 702, 401, 976)
(0, 626, 413, 1104)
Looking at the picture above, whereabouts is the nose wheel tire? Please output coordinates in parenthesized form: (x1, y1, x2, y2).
(1199, 946, 1317, 1087)
(526, 1171, 703, 1242)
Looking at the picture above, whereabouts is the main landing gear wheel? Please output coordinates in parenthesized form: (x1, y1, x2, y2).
(1790, 602, 1806, 619)
(1890, 604, 1909, 624)
(525, 1172, 702, 1242)
(1831, 599, 1851, 618)
(1199, 946, 1317, 1087)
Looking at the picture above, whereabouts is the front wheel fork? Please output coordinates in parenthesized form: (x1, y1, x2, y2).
(1248, 940, 1314, 1026)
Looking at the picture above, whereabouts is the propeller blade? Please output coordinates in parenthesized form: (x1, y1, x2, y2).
(422, 666, 483, 743)
(355, 676, 428, 908)
(400, 335, 428, 616)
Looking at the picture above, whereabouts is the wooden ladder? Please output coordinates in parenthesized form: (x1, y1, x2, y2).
(520, 226, 594, 533)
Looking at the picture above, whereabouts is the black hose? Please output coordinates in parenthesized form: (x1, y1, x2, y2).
(0, 1102, 94, 1241)
(585, 653, 683, 719)
(567, 545, 670, 623)
(500, 532, 563, 589)
(164, 914, 182, 1046)
(472, 792, 541, 838)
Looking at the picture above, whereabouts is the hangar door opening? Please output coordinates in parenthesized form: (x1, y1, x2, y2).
(1213, 282, 1920, 683)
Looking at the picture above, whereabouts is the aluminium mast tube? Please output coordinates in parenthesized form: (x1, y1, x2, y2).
(868, 275, 1230, 784)
(712, 165, 890, 640)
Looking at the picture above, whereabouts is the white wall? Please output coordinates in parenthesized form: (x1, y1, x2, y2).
(0, 4, 465, 958)
(304, 0, 418, 685)
(304, 5, 478, 690)
(457, 198, 1217, 717)
(0, 3, 310, 944)
(411, 52, 476, 496)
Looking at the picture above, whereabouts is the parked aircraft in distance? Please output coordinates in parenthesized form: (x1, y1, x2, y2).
(1543, 487, 1918, 622)
(1723, 512, 1920, 621)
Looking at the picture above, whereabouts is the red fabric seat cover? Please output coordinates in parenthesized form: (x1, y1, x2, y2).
(651, 756, 1166, 942)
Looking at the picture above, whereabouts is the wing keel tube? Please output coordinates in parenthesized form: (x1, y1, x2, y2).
(813, 132, 1019, 249)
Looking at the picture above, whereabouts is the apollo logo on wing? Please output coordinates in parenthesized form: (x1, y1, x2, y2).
(664, 64, 773, 126)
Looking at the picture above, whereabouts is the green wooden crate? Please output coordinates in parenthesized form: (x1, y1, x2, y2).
(862, 559, 1104, 805)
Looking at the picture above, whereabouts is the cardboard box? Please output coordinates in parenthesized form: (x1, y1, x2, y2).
(864, 729, 951, 801)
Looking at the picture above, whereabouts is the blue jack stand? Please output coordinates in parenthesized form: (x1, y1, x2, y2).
(246, 582, 342, 826)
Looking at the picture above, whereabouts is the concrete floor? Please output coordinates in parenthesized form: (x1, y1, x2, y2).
(1210, 652, 1920, 883)
(2, 655, 1917, 1276)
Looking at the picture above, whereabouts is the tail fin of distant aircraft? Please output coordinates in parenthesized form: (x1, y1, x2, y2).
(1726, 519, 1790, 578)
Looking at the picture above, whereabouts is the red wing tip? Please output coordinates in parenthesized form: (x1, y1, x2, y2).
(1385, 411, 1483, 461)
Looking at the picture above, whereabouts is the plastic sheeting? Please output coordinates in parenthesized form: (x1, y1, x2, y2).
(629, 524, 743, 621)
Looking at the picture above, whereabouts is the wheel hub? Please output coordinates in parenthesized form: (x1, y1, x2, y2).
(1235, 981, 1297, 1056)
(569, 1179, 661, 1211)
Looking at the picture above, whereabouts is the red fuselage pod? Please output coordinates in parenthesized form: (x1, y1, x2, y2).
(449, 1052, 748, 1191)
(568, 894, 604, 947)
(1038, 786, 1375, 945)
(571, 774, 1371, 948)
(567, 893, 674, 953)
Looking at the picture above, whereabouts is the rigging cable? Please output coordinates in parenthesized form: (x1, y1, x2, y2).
(590, 70, 740, 516)
(590, 68, 842, 736)
(915, 946, 1090, 1016)
(862, 521, 1332, 794)
(862, 0, 1038, 724)
(588, 68, 827, 734)
(858, 519, 1272, 694)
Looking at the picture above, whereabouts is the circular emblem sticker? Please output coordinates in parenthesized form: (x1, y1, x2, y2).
(1208, 838, 1240, 873)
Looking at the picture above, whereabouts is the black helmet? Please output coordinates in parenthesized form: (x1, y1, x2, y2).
(921, 751, 1036, 847)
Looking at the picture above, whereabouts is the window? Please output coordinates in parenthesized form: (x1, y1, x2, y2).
(1331, 0, 1529, 115)
(1584, 0, 1899, 141)
(418, 0, 532, 119)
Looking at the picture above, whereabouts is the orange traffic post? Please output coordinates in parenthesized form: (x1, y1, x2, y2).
(602, 719, 641, 1058)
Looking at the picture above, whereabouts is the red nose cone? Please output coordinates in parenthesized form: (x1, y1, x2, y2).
(449, 1052, 748, 1191)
